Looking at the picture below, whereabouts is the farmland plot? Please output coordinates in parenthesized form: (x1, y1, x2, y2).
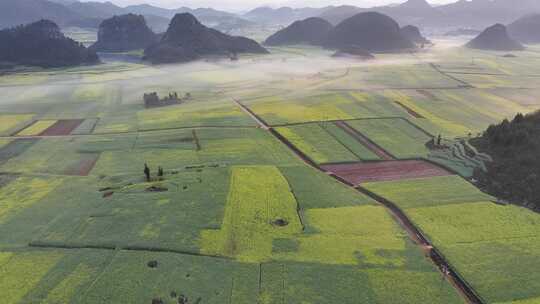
(279, 165, 376, 209)
(0, 114, 35, 136)
(137, 98, 256, 130)
(0, 176, 63, 225)
(83, 250, 259, 304)
(347, 118, 433, 159)
(91, 128, 299, 176)
(246, 93, 356, 125)
(275, 124, 360, 164)
(0, 249, 113, 304)
(36, 169, 230, 253)
(260, 204, 465, 303)
(16, 120, 57, 136)
(363, 175, 492, 209)
(0, 137, 101, 175)
(321, 160, 453, 185)
(0, 176, 99, 246)
(200, 166, 303, 262)
(364, 175, 540, 304)
(318, 63, 463, 91)
(391, 89, 528, 137)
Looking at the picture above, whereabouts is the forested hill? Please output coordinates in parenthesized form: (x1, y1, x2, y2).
(0, 19, 98, 67)
(472, 111, 540, 211)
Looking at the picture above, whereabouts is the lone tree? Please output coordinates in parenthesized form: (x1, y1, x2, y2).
(144, 163, 150, 182)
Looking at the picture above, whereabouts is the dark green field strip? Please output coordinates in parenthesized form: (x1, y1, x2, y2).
(279, 166, 376, 209)
(346, 118, 434, 159)
(71, 118, 100, 135)
(260, 260, 464, 304)
(333, 121, 395, 160)
(0, 138, 39, 165)
(30, 169, 229, 255)
(322, 122, 383, 161)
(440, 237, 540, 304)
(0, 173, 17, 188)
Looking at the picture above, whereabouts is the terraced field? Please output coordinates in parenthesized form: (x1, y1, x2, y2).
(1, 37, 540, 304)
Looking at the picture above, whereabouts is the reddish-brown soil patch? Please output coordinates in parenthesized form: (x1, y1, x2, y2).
(416, 89, 439, 101)
(334, 121, 394, 160)
(64, 153, 100, 176)
(394, 101, 424, 118)
(321, 160, 453, 185)
(39, 119, 85, 136)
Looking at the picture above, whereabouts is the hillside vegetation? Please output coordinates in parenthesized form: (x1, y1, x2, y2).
(472, 111, 540, 211)
(0, 19, 98, 67)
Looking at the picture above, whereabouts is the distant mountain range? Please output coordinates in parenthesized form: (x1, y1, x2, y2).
(246, 0, 540, 29)
(2, 0, 540, 34)
(0, 0, 247, 33)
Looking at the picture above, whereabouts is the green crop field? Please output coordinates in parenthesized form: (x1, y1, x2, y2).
(363, 175, 493, 209)
(1, 35, 540, 304)
(347, 118, 433, 159)
(364, 175, 540, 304)
(200, 166, 303, 262)
(275, 123, 362, 164)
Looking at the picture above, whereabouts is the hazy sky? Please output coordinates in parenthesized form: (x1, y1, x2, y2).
(83, 0, 457, 11)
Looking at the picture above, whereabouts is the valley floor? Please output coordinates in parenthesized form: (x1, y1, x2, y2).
(1, 41, 540, 304)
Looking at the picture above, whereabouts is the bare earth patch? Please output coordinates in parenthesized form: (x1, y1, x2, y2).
(39, 119, 85, 136)
(321, 160, 453, 185)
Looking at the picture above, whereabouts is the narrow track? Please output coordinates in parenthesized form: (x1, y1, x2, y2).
(430, 63, 475, 89)
(233, 98, 269, 130)
(234, 100, 484, 304)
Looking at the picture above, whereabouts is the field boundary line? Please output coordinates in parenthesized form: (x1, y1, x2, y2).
(8, 118, 39, 137)
(280, 170, 307, 232)
(268, 128, 318, 167)
(398, 117, 435, 138)
(317, 121, 366, 162)
(88, 117, 100, 134)
(79, 247, 119, 302)
(0, 125, 257, 140)
(233, 98, 270, 130)
(429, 63, 475, 89)
(394, 100, 425, 118)
(442, 71, 508, 76)
(270, 116, 406, 128)
(335, 121, 396, 160)
(27, 242, 233, 260)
